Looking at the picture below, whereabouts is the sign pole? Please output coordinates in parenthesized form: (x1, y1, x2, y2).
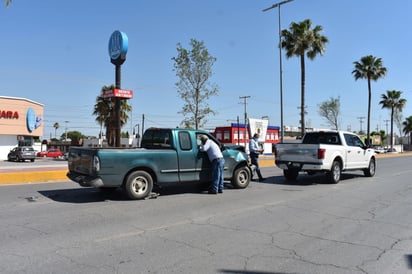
(108, 30, 128, 147)
(115, 64, 121, 147)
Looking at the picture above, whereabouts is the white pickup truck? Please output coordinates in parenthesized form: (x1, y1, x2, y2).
(274, 130, 376, 183)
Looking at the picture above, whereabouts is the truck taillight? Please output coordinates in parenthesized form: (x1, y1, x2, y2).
(93, 156, 100, 172)
(317, 148, 326, 159)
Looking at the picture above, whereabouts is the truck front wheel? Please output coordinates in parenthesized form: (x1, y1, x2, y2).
(231, 166, 251, 189)
(124, 170, 153, 200)
(328, 160, 341, 184)
(363, 158, 376, 177)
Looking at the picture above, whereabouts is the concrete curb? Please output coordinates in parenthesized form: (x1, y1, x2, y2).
(0, 169, 68, 185)
(0, 152, 410, 185)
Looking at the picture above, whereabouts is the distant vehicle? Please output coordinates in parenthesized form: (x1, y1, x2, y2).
(37, 149, 63, 158)
(374, 147, 387, 154)
(7, 146, 36, 162)
(274, 130, 376, 184)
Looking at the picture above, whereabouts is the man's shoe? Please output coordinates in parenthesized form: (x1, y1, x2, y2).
(208, 190, 217, 194)
(218, 190, 223, 194)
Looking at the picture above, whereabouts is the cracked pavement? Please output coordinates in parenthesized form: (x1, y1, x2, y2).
(0, 156, 412, 273)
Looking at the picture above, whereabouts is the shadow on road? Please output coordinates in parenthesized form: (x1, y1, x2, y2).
(38, 188, 128, 203)
(39, 172, 367, 203)
(258, 172, 366, 186)
(38, 182, 237, 203)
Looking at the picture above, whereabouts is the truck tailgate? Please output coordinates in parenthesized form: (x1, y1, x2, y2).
(276, 144, 321, 163)
(68, 147, 96, 175)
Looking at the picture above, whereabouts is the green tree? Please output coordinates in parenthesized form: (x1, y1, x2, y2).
(379, 90, 406, 151)
(352, 55, 387, 146)
(60, 130, 85, 146)
(318, 96, 340, 130)
(172, 39, 219, 129)
(93, 85, 132, 146)
(281, 19, 328, 137)
(53, 122, 59, 139)
(379, 129, 387, 146)
(402, 116, 412, 147)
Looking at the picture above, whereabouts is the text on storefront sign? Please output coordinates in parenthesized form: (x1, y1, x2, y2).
(0, 110, 19, 119)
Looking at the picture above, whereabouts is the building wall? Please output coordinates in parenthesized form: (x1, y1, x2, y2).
(213, 123, 280, 155)
(0, 97, 44, 136)
(0, 96, 44, 160)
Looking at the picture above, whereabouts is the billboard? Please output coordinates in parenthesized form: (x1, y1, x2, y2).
(248, 118, 268, 142)
(102, 89, 133, 99)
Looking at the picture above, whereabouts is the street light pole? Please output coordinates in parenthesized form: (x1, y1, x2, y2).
(263, 0, 294, 143)
(64, 121, 69, 141)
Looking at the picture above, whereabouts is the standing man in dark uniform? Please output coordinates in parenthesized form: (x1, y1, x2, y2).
(249, 133, 264, 182)
(199, 135, 225, 194)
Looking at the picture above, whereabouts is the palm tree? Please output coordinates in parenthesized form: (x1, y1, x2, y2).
(93, 85, 132, 146)
(53, 122, 60, 139)
(281, 19, 328, 137)
(379, 90, 406, 151)
(402, 116, 412, 149)
(352, 55, 387, 146)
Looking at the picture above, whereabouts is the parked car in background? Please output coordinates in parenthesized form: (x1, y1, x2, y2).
(7, 146, 36, 162)
(37, 149, 63, 158)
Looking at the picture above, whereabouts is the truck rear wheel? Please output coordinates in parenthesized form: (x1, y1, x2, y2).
(328, 160, 341, 184)
(231, 166, 251, 189)
(363, 157, 376, 177)
(283, 169, 299, 181)
(124, 170, 153, 200)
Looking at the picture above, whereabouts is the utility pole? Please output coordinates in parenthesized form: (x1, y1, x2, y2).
(357, 116, 365, 135)
(239, 96, 250, 147)
(263, 0, 294, 143)
(384, 119, 390, 147)
(141, 114, 145, 136)
(64, 121, 69, 141)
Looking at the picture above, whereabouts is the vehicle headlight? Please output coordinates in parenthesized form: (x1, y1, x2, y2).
(93, 156, 100, 172)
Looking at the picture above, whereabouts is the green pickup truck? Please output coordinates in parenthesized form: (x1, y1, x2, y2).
(67, 127, 253, 200)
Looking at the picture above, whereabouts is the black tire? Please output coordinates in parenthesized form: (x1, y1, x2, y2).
(231, 166, 251, 189)
(328, 160, 341, 184)
(283, 169, 299, 181)
(363, 157, 376, 177)
(31, 159, 35, 162)
(124, 170, 153, 200)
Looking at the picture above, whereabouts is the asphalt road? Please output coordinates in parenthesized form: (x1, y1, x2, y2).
(1, 155, 412, 273)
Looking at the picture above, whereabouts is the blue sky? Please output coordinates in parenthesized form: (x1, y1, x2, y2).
(1, 0, 411, 139)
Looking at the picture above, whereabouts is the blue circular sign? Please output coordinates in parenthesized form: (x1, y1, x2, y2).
(108, 31, 128, 60)
(26, 108, 36, 132)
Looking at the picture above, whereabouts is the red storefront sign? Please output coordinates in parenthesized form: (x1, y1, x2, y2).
(0, 110, 19, 119)
(102, 89, 133, 99)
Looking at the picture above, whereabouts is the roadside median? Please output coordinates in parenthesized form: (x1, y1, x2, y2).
(0, 165, 68, 185)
